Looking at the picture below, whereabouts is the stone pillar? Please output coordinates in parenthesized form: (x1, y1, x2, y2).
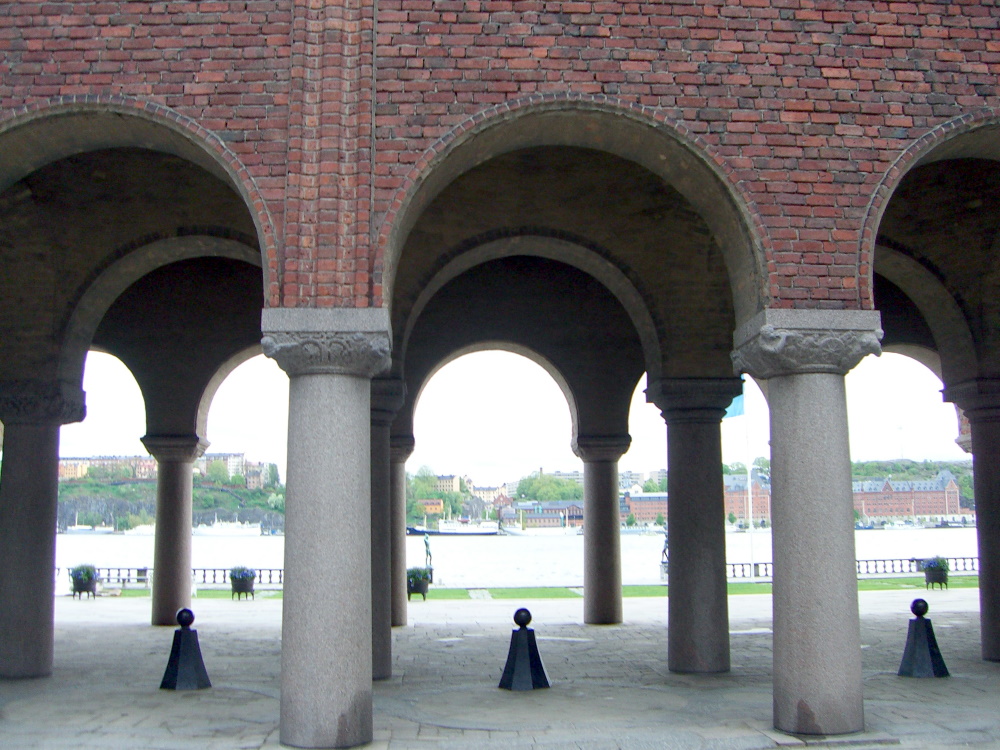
(370, 378, 404, 679)
(647, 378, 742, 674)
(390, 434, 415, 627)
(263, 308, 391, 750)
(0, 381, 85, 678)
(944, 380, 1000, 662)
(575, 436, 630, 625)
(142, 435, 207, 627)
(733, 309, 881, 736)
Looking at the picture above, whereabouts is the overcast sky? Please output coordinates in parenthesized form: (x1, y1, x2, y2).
(56, 348, 969, 488)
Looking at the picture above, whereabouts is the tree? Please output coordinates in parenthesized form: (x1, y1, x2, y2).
(727, 512, 737, 525)
(642, 479, 660, 493)
(516, 474, 583, 502)
(752, 457, 770, 472)
(267, 463, 281, 487)
(625, 513, 637, 527)
(722, 462, 746, 475)
(206, 460, 229, 484)
(655, 512, 665, 526)
(410, 466, 439, 499)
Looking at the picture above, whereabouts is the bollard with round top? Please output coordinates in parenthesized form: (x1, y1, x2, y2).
(160, 608, 212, 690)
(898, 599, 949, 678)
(498, 607, 550, 691)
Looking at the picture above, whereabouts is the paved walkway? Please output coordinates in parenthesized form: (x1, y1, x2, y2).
(0, 589, 996, 749)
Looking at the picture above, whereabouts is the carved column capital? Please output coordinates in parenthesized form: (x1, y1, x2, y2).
(573, 434, 631, 463)
(261, 308, 392, 378)
(0, 380, 86, 425)
(389, 434, 415, 463)
(646, 377, 743, 424)
(944, 379, 1000, 423)
(732, 309, 882, 379)
(141, 434, 209, 462)
(371, 377, 406, 427)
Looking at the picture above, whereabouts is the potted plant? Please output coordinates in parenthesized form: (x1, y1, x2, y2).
(407, 567, 431, 601)
(922, 556, 949, 589)
(230, 566, 256, 600)
(69, 564, 99, 599)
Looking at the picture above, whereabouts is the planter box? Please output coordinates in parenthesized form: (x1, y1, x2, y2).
(231, 578, 255, 600)
(924, 569, 948, 590)
(71, 578, 98, 599)
(407, 579, 429, 601)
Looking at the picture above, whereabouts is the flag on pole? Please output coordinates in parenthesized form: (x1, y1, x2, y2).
(724, 393, 744, 419)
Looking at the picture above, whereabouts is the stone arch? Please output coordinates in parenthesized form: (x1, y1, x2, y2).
(0, 97, 278, 301)
(376, 95, 768, 327)
(860, 108, 1000, 303)
(401, 234, 662, 380)
(408, 342, 580, 449)
(196, 345, 264, 444)
(58, 236, 261, 388)
(873, 245, 977, 385)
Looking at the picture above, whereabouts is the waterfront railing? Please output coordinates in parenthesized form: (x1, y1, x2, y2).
(726, 556, 979, 582)
(57, 557, 979, 590)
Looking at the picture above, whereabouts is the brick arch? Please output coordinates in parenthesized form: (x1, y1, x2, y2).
(399, 342, 581, 453)
(375, 94, 769, 327)
(400, 232, 663, 382)
(860, 107, 1000, 308)
(0, 96, 279, 303)
(58, 236, 261, 390)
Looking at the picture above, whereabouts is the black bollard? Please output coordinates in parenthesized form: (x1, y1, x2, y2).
(160, 608, 212, 690)
(498, 608, 550, 691)
(898, 598, 949, 678)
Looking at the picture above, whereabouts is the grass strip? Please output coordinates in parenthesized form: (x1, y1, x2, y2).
(110, 575, 979, 602)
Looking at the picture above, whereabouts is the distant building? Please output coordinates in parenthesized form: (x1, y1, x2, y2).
(853, 471, 964, 521)
(620, 492, 667, 524)
(723, 472, 772, 523)
(415, 498, 444, 515)
(433, 474, 461, 494)
(58, 455, 157, 481)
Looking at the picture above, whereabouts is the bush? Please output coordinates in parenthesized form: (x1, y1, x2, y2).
(922, 556, 950, 572)
(229, 566, 257, 581)
(69, 564, 98, 583)
(407, 567, 431, 586)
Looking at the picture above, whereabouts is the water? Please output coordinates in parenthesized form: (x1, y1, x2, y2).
(56, 526, 980, 588)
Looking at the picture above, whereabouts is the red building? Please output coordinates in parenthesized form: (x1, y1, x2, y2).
(853, 472, 963, 521)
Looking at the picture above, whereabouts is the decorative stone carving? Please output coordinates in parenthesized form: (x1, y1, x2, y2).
(371, 378, 406, 427)
(646, 378, 743, 423)
(0, 380, 85, 425)
(262, 330, 391, 378)
(390, 434, 416, 463)
(944, 380, 1000, 423)
(573, 435, 631, 462)
(141, 435, 209, 462)
(732, 310, 882, 379)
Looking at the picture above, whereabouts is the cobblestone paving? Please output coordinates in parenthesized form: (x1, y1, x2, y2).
(0, 592, 996, 749)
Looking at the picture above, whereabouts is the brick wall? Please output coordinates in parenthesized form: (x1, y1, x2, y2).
(2, 1, 999, 308)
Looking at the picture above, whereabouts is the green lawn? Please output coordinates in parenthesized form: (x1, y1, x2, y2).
(111, 575, 978, 602)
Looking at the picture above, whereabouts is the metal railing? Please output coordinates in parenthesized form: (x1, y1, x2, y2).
(57, 557, 979, 589)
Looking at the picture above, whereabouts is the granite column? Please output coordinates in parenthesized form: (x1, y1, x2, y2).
(733, 309, 881, 736)
(263, 308, 391, 749)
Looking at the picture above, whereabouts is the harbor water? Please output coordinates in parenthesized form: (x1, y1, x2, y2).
(56, 526, 980, 589)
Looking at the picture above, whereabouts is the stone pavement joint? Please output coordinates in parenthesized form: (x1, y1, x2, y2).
(0, 590, 996, 749)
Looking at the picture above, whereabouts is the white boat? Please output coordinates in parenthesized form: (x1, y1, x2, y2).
(408, 520, 499, 536)
(64, 524, 115, 534)
(500, 525, 578, 536)
(193, 520, 262, 536)
(123, 524, 156, 536)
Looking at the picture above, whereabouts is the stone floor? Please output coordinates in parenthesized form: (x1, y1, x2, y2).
(0, 589, 996, 749)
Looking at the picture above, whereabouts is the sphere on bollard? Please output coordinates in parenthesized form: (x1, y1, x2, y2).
(513, 608, 532, 628)
(910, 599, 929, 618)
(176, 608, 195, 628)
